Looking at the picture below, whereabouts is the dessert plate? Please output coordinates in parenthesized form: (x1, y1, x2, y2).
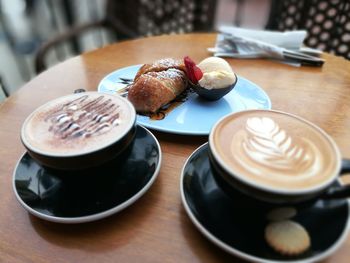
(13, 125, 161, 224)
(98, 65, 271, 135)
(181, 143, 350, 263)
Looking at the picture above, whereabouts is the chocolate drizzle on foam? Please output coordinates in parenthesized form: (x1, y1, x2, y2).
(45, 95, 121, 140)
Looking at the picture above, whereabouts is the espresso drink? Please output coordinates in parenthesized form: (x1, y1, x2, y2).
(210, 110, 340, 192)
(22, 92, 136, 156)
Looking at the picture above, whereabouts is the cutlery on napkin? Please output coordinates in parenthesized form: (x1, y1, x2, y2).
(209, 26, 324, 66)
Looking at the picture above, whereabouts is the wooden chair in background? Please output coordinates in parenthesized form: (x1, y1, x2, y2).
(34, 0, 217, 73)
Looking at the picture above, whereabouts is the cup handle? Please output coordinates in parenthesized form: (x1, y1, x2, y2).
(322, 159, 350, 199)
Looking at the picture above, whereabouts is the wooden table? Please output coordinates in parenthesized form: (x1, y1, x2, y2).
(1, 33, 350, 262)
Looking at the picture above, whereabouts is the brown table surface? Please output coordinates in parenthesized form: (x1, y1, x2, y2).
(1, 33, 350, 262)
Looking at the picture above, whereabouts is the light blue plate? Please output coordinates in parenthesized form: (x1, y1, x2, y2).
(98, 65, 271, 135)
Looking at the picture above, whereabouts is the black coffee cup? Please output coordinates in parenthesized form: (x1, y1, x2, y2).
(208, 109, 350, 209)
(21, 92, 137, 170)
(209, 150, 350, 209)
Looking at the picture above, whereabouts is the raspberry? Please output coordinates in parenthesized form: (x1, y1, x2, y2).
(184, 56, 203, 84)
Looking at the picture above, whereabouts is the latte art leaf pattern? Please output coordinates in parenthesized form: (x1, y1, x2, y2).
(242, 117, 317, 174)
(46, 95, 121, 139)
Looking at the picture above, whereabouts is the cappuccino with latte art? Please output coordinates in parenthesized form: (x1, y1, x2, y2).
(209, 110, 341, 193)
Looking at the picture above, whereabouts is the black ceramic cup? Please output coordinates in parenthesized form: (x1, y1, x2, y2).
(21, 92, 137, 170)
(209, 151, 350, 211)
(208, 109, 350, 209)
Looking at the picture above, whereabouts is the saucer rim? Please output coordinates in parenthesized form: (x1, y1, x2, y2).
(180, 143, 350, 263)
(13, 125, 162, 224)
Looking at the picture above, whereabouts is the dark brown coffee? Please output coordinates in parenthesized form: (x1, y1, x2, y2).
(22, 92, 136, 156)
(210, 110, 341, 192)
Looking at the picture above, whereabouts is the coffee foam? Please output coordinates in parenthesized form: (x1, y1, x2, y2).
(22, 92, 135, 156)
(210, 110, 340, 192)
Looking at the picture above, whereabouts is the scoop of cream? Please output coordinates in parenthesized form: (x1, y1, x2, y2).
(197, 57, 236, 89)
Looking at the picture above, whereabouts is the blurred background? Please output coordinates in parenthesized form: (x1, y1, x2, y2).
(0, 0, 349, 102)
(0, 0, 272, 102)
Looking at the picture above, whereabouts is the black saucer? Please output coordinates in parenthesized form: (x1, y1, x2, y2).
(13, 125, 161, 223)
(181, 143, 350, 262)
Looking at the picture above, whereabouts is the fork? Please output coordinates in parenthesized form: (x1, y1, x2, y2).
(115, 78, 133, 97)
(118, 77, 133, 84)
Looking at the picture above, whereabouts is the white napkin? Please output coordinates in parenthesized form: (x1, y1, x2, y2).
(209, 26, 324, 66)
(219, 26, 307, 50)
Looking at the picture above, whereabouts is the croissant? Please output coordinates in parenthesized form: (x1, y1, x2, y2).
(134, 58, 186, 81)
(128, 68, 187, 113)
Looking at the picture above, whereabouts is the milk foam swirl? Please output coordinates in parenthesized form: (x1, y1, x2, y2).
(234, 117, 321, 179)
(45, 95, 121, 139)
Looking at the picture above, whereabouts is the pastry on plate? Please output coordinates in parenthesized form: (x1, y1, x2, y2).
(134, 58, 186, 81)
(128, 58, 188, 113)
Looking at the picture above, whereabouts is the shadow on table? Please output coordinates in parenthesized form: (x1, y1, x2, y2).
(152, 131, 208, 146)
(179, 206, 247, 263)
(29, 176, 163, 252)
